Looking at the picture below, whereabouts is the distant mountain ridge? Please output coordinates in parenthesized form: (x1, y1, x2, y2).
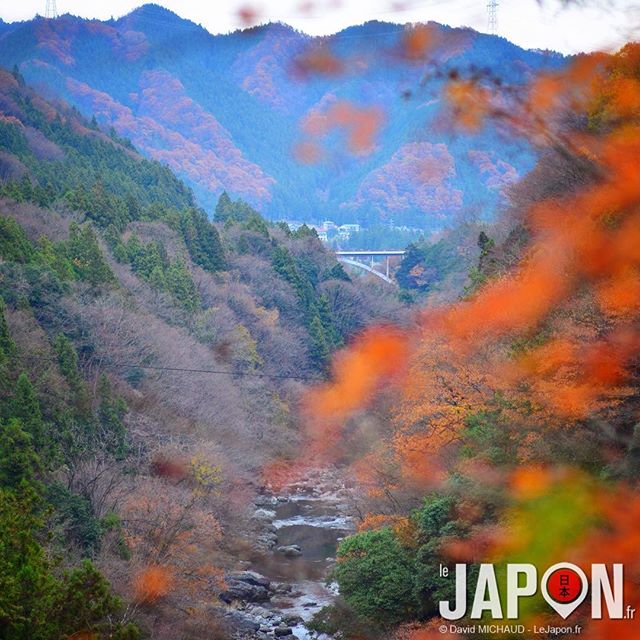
(0, 5, 566, 229)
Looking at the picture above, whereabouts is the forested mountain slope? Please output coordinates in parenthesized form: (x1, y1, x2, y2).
(0, 5, 565, 228)
(0, 66, 403, 639)
(299, 42, 640, 640)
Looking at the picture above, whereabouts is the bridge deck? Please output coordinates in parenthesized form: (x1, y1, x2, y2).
(335, 250, 406, 257)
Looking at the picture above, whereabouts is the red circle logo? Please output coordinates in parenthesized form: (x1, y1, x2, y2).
(546, 567, 583, 604)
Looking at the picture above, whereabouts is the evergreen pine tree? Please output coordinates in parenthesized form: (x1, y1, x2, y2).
(12, 374, 44, 451)
(96, 375, 128, 458)
(0, 419, 41, 489)
(165, 258, 200, 312)
(66, 223, 115, 286)
(308, 314, 330, 370)
(53, 334, 89, 412)
(11, 64, 25, 87)
(214, 191, 232, 222)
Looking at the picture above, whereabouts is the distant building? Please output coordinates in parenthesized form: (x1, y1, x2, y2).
(339, 224, 361, 233)
(318, 231, 328, 242)
(322, 220, 337, 230)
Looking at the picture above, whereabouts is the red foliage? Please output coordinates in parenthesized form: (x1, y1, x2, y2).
(300, 98, 385, 156)
(150, 454, 188, 481)
(303, 326, 408, 455)
(133, 565, 173, 603)
(237, 5, 262, 27)
(348, 142, 462, 217)
(66, 74, 274, 204)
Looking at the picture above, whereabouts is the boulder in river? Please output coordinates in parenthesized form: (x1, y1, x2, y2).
(277, 544, 302, 557)
(282, 613, 303, 626)
(272, 582, 293, 594)
(255, 495, 279, 507)
(219, 579, 270, 604)
(274, 625, 294, 636)
(226, 570, 271, 589)
(253, 508, 276, 521)
(211, 608, 261, 634)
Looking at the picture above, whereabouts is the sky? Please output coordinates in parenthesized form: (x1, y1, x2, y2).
(0, 0, 638, 54)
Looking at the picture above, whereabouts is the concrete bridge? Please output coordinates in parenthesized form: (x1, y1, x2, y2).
(335, 250, 406, 284)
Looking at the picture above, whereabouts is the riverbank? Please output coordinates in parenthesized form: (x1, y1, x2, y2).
(219, 468, 355, 639)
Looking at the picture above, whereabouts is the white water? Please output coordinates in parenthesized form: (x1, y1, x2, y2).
(249, 472, 355, 639)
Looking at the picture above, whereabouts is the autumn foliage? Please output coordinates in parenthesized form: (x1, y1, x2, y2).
(303, 41, 640, 640)
(133, 565, 173, 603)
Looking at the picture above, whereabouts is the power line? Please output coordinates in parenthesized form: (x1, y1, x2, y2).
(10, 353, 322, 383)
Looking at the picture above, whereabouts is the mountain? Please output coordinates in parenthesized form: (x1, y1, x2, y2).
(0, 6, 565, 229)
(0, 65, 407, 637)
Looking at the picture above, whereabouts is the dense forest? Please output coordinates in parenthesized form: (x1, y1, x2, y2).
(0, 64, 405, 639)
(302, 41, 640, 640)
(0, 5, 564, 227)
(2, 4, 640, 640)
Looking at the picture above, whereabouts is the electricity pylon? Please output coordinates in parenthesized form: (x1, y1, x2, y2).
(45, 0, 58, 19)
(487, 0, 498, 35)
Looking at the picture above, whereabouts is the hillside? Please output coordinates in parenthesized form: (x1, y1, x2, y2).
(0, 5, 565, 229)
(0, 65, 405, 639)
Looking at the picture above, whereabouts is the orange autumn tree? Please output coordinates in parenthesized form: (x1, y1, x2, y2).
(306, 42, 640, 469)
(303, 42, 640, 640)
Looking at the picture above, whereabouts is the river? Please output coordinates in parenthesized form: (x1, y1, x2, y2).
(222, 467, 355, 639)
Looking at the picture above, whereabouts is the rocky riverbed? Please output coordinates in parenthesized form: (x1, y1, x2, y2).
(218, 468, 355, 639)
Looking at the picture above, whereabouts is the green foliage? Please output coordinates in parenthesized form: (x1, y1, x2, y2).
(125, 234, 168, 280)
(11, 373, 45, 452)
(0, 216, 35, 263)
(55, 560, 127, 635)
(164, 257, 201, 312)
(0, 487, 138, 639)
(122, 233, 201, 311)
(53, 334, 89, 412)
(412, 495, 479, 619)
(332, 527, 416, 627)
(96, 374, 128, 459)
(0, 310, 135, 637)
(397, 238, 466, 293)
(329, 495, 483, 630)
(271, 243, 341, 369)
(0, 486, 57, 639)
(324, 262, 351, 282)
(35, 236, 74, 281)
(0, 298, 14, 354)
(0, 90, 194, 230)
(461, 409, 516, 465)
(178, 207, 226, 272)
(0, 418, 41, 489)
(292, 224, 319, 240)
(307, 313, 330, 368)
(66, 223, 115, 287)
(464, 231, 496, 295)
(47, 483, 102, 555)
(214, 191, 258, 224)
